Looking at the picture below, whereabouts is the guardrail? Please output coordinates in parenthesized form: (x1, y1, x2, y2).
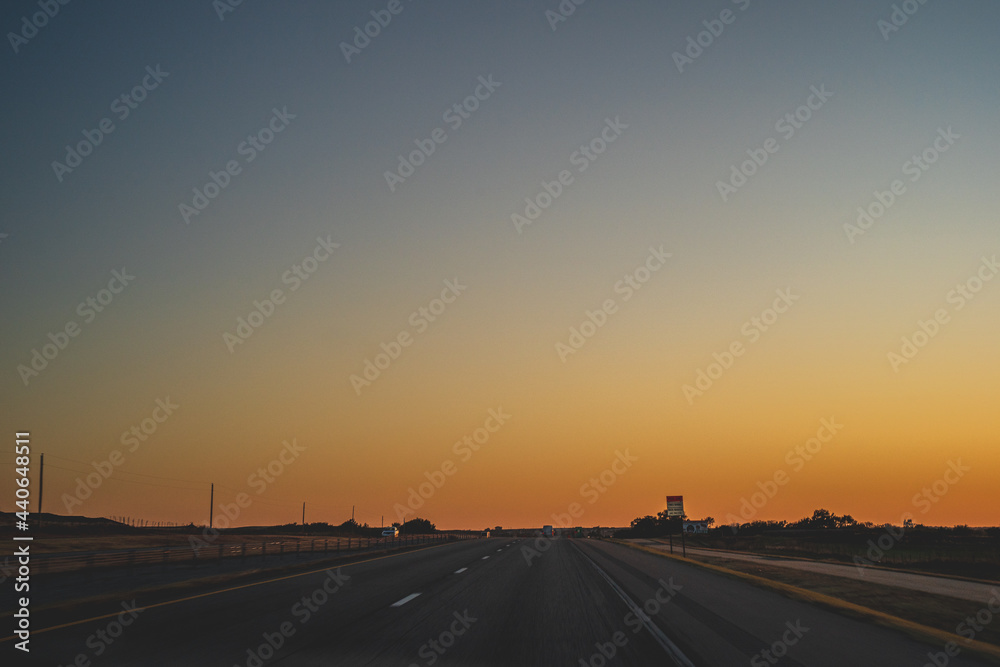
(31, 533, 466, 575)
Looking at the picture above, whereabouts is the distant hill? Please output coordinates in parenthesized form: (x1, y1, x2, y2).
(0, 512, 128, 530)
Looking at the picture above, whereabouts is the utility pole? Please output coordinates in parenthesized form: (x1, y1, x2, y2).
(352, 505, 355, 523)
(209, 483, 214, 529)
(302, 502, 305, 526)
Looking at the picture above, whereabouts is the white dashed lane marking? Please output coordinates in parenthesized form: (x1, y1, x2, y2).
(391, 593, 421, 607)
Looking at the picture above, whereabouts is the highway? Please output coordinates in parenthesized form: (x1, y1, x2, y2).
(10, 537, 996, 666)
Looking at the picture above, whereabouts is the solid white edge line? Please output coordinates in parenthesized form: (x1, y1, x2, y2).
(573, 544, 695, 667)
(391, 593, 421, 607)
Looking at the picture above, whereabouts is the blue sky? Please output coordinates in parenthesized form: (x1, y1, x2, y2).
(2, 1, 998, 528)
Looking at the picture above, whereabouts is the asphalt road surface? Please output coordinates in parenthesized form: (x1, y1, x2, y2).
(6, 537, 995, 666)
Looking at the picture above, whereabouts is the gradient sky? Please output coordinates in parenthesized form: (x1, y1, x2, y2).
(2, 1, 998, 530)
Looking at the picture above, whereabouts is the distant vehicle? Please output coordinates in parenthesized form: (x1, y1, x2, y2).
(481, 530, 490, 538)
(382, 528, 399, 537)
(542, 525, 553, 538)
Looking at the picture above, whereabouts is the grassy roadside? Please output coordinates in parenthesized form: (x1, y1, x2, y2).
(612, 539, 1000, 665)
(681, 534, 1000, 581)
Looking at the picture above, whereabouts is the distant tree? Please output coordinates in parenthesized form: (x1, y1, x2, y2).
(629, 515, 660, 537)
(401, 517, 436, 534)
(735, 520, 787, 535)
(808, 509, 836, 528)
(655, 511, 684, 535)
(615, 511, 688, 538)
(789, 509, 857, 529)
(337, 519, 366, 535)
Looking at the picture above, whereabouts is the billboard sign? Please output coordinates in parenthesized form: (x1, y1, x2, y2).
(683, 521, 708, 534)
(666, 495, 684, 517)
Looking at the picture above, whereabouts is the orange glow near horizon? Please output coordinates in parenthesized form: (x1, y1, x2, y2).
(23, 319, 999, 530)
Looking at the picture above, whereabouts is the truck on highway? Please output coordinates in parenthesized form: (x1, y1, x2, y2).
(542, 525, 553, 538)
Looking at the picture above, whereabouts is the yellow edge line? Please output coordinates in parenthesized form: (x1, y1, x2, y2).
(1, 540, 453, 642)
(611, 540, 1000, 664)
